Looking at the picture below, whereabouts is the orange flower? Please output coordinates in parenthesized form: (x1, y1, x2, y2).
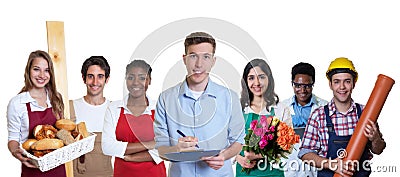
(277, 136, 291, 150)
(276, 122, 300, 150)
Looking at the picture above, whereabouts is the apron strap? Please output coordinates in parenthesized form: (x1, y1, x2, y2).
(324, 105, 334, 133)
(270, 107, 275, 116)
(355, 103, 362, 118)
(69, 100, 76, 122)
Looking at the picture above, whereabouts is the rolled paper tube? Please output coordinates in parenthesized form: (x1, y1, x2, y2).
(333, 74, 395, 177)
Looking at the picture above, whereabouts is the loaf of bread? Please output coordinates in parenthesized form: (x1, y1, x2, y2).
(31, 138, 64, 151)
(55, 119, 76, 131)
(33, 124, 58, 140)
(77, 122, 89, 138)
(22, 139, 38, 151)
(56, 129, 75, 145)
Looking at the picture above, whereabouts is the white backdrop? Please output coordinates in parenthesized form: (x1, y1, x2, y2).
(1, 1, 399, 176)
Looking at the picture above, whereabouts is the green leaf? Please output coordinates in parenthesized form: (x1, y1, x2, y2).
(248, 133, 261, 147)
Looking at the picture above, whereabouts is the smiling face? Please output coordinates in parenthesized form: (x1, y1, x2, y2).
(292, 74, 313, 106)
(183, 42, 216, 91)
(84, 65, 108, 97)
(30, 57, 50, 89)
(126, 67, 151, 99)
(329, 72, 354, 104)
(247, 66, 268, 98)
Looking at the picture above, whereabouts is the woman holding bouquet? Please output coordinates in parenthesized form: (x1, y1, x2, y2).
(235, 58, 292, 177)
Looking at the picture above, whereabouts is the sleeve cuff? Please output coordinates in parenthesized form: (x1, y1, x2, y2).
(148, 149, 163, 164)
(298, 148, 318, 159)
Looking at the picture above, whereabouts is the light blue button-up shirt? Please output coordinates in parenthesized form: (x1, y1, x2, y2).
(154, 79, 245, 177)
(291, 95, 315, 128)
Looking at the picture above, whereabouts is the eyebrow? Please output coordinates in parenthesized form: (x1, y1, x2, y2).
(128, 73, 147, 76)
(248, 73, 266, 77)
(87, 73, 105, 76)
(333, 78, 352, 81)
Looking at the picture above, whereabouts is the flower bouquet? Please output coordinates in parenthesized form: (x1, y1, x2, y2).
(241, 115, 300, 174)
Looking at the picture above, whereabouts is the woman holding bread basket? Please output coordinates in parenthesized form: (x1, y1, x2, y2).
(7, 50, 66, 177)
(102, 60, 166, 177)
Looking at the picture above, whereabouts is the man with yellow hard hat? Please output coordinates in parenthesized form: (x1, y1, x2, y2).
(298, 57, 386, 177)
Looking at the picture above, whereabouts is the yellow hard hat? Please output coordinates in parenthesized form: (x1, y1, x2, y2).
(326, 57, 358, 82)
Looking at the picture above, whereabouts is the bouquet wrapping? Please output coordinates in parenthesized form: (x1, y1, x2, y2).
(242, 115, 300, 174)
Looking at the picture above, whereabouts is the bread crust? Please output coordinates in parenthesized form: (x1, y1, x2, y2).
(55, 119, 76, 131)
(31, 138, 64, 150)
(56, 129, 75, 145)
(22, 139, 37, 151)
(77, 122, 89, 138)
(33, 124, 58, 140)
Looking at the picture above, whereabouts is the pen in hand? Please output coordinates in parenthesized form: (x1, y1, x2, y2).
(177, 130, 199, 148)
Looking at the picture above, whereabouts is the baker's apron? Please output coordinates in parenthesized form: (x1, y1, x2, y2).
(21, 103, 66, 177)
(113, 108, 166, 177)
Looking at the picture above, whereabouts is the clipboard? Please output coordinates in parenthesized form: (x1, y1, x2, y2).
(164, 149, 220, 162)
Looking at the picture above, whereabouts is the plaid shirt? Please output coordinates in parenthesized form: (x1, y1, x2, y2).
(299, 99, 362, 157)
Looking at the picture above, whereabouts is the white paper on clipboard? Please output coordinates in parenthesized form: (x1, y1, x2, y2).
(164, 149, 220, 162)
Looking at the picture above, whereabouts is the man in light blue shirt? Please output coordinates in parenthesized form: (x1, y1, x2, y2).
(154, 32, 245, 177)
(277, 62, 328, 129)
(276, 62, 328, 177)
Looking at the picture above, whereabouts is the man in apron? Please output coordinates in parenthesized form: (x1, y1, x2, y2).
(70, 56, 113, 177)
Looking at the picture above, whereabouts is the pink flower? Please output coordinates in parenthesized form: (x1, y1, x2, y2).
(267, 133, 274, 140)
(263, 126, 269, 133)
(259, 115, 268, 128)
(269, 125, 275, 132)
(254, 127, 264, 136)
(259, 136, 268, 149)
(250, 120, 258, 130)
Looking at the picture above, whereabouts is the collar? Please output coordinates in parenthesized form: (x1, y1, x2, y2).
(178, 78, 218, 99)
(290, 94, 317, 107)
(20, 91, 52, 108)
(244, 105, 276, 115)
(119, 94, 156, 115)
(328, 99, 357, 116)
(20, 91, 36, 104)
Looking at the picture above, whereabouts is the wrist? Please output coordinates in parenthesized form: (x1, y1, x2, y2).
(11, 148, 19, 157)
(231, 155, 238, 165)
(325, 158, 335, 170)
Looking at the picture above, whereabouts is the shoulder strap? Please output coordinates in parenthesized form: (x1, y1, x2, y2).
(69, 100, 76, 122)
(151, 109, 155, 121)
(324, 105, 334, 132)
(324, 105, 330, 123)
(270, 107, 275, 116)
(355, 103, 362, 118)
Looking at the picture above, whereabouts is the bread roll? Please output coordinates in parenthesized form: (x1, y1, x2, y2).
(55, 119, 76, 131)
(56, 129, 75, 145)
(22, 139, 37, 151)
(75, 134, 83, 141)
(33, 124, 58, 140)
(31, 138, 64, 150)
(77, 122, 90, 138)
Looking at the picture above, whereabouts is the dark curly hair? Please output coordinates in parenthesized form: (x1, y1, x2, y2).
(291, 62, 315, 83)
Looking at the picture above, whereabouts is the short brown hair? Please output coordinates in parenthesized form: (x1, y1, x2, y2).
(184, 32, 216, 54)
